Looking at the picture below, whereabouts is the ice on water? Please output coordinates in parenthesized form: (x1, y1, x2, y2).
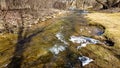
(69, 36, 101, 49)
(79, 56, 93, 66)
(56, 32, 68, 45)
(49, 44, 66, 55)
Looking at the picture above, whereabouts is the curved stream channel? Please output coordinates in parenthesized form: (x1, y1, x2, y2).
(35, 11, 104, 67)
(5, 10, 105, 68)
(47, 11, 104, 67)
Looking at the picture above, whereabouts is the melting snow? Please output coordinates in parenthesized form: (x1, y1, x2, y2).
(56, 32, 68, 45)
(69, 36, 101, 49)
(77, 42, 89, 49)
(49, 44, 66, 55)
(79, 56, 93, 66)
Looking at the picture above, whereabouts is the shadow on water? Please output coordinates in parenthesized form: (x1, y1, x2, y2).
(104, 36, 115, 46)
(7, 10, 46, 68)
(7, 28, 45, 68)
(64, 48, 83, 68)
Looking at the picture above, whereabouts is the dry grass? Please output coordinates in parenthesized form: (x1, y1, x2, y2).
(86, 12, 120, 49)
(0, 34, 17, 67)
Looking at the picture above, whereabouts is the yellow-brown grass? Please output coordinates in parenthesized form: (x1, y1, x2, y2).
(86, 12, 120, 49)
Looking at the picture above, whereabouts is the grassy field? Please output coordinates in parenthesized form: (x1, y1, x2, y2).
(82, 12, 120, 68)
(86, 12, 120, 49)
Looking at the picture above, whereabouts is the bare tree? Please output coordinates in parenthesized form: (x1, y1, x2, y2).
(7, 10, 46, 68)
(0, 0, 8, 10)
(0, 9, 47, 68)
(95, 0, 120, 9)
(0, 1, 48, 67)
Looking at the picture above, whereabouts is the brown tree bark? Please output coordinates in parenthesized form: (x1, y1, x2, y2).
(0, 0, 8, 10)
(95, 0, 120, 9)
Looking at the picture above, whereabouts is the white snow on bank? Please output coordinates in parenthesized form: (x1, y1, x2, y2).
(49, 32, 68, 55)
(56, 32, 68, 45)
(79, 56, 93, 66)
(49, 44, 66, 55)
(69, 36, 101, 49)
(77, 42, 90, 49)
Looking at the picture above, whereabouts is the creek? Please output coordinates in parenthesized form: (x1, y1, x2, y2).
(3, 10, 105, 68)
(45, 10, 104, 67)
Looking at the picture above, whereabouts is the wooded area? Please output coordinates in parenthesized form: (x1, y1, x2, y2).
(0, 0, 120, 10)
(96, 0, 120, 9)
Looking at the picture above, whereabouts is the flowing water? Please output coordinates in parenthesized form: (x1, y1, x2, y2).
(2, 10, 105, 68)
(36, 10, 104, 67)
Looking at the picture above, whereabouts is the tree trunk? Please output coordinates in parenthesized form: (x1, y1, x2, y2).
(112, 0, 120, 7)
(0, 0, 8, 10)
(96, 0, 109, 9)
(95, 0, 120, 9)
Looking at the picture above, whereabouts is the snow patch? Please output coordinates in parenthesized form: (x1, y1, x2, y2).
(69, 36, 100, 44)
(69, 36, 101, 49)
(79, 56, 93, 66)
(49, 44, 66, 55)
(77, 42, 89, 49)
(56, 32, 68, 45)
